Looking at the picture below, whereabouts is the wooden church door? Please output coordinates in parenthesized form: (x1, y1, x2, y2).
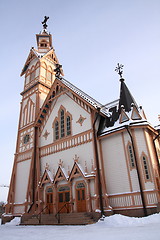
(58, 186, 70, 213)
(76, 182, 86, 212)
(46, 187, 53, 214)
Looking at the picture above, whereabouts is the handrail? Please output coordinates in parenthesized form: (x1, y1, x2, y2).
(37, 205, 50, 217)
(36, 205, 50, 224)
(55, 202, 74, 223)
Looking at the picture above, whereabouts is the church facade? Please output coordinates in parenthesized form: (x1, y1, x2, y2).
(4, 23, 160, 223)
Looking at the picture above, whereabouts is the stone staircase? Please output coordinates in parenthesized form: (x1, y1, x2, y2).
(20, 212, 101, 225)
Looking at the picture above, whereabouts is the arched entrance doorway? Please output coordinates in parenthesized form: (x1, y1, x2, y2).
(46, 187, 53, 213)
(58, 185, 70, 213)
(76, 182, 86, 212)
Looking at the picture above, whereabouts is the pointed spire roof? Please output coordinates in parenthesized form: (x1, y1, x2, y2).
(118, 78, 138, 112)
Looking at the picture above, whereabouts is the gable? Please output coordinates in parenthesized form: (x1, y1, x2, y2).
(40, 169, 53, 186)
(119, 108, 129, 123)
(131, 106, 142, 120)
(36, 78, 109, 128)
(43, 49, 63, 72)
(69, 162, 85, 181)
(35, 77, 110, 148)
(54, 166, 68, 183)
(21, 49, 39, 76)
(39, 92, 92, 147)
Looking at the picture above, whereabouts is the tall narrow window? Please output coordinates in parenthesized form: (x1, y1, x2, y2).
(30, 71, 35, 82)
(128, 145, 135, 168)
(55, 121, 59, 140)
(47, 71, 52, 82)
(60, 109, 65, 138)
(142, 156, 150, 180)
(66, 116, 71, 136)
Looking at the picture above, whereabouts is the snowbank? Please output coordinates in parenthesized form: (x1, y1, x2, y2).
(4, 217, 21, 226)
(1, 214, 160, 240)
(98, 213, 160, 227)
(1, 213, 160, 227)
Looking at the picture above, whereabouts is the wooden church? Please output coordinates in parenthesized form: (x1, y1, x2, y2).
(3, 19, 160, 224)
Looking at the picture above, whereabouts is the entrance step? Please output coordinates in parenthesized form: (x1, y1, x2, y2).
(21, 214, 40, 225)
(20, 212, 101, 225)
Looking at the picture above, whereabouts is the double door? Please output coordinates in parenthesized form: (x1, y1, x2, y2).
(76, 184, 86, 212)
(58, 186, 70, 213)
(46, 192, 53, 213)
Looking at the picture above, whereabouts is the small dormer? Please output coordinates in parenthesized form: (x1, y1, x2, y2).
(36, 30, 52, 53)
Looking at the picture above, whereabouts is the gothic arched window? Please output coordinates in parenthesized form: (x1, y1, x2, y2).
(30, 70, 35, 82)
(128, 144, 135, 168)
(47, 67, 53, 83)
(53, 106, 72, 141)
(47, 71, 52, 82)
(142, 155, 150, 180)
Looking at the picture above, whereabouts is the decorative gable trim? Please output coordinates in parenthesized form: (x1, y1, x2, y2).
(21, 49, 38, 76)
(54, 166, 68, 183)
(36, 79, 68, 129)
(69, 162, 85, 181)
(35, 77, 108, 128)
(40, 169, 53, 187)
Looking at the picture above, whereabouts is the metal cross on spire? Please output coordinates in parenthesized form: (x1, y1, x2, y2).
(42, 16, 49, 30)
(115, 63, 124, 79)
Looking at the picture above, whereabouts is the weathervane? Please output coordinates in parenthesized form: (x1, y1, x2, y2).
(42, 16, 49, 30)
(115, 63, 124, 79)
(54, 64, 62, 78)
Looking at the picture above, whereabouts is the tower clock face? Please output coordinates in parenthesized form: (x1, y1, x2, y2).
(23, 134, 30, 144)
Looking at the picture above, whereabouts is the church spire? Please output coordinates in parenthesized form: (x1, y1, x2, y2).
(115, 63, 138, 112)
(118, 78, 138, 112)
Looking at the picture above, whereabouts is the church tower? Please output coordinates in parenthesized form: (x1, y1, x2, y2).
(6, 17, 63, 215)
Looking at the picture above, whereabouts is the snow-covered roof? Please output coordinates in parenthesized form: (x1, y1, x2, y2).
(99, 105, 150, 137)
(97, 78, 157, 136)
(59, 77, 110, 117)
(32, 48, 46, 58)
(60, 166, 69, 180)
(46, 169, 54, 182)
(154, 125, 160, 131)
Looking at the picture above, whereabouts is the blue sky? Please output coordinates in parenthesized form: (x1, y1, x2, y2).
(1, 0, 160, 201)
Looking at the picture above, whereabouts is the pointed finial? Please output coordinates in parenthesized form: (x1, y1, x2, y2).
(73, 154, 79, 163)
(45, 163, 49, 170)
(42, 16, 49, 30)
(115, 63, 124, 81)
(91, 159, 95, 173)
(58, 159, 63, 167)
(85, 161, 88, 174)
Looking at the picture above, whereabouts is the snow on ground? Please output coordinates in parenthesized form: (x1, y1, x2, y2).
(1, 214, 160, 240)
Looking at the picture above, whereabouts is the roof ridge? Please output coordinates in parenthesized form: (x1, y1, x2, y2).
(59, 77, 110, 116)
